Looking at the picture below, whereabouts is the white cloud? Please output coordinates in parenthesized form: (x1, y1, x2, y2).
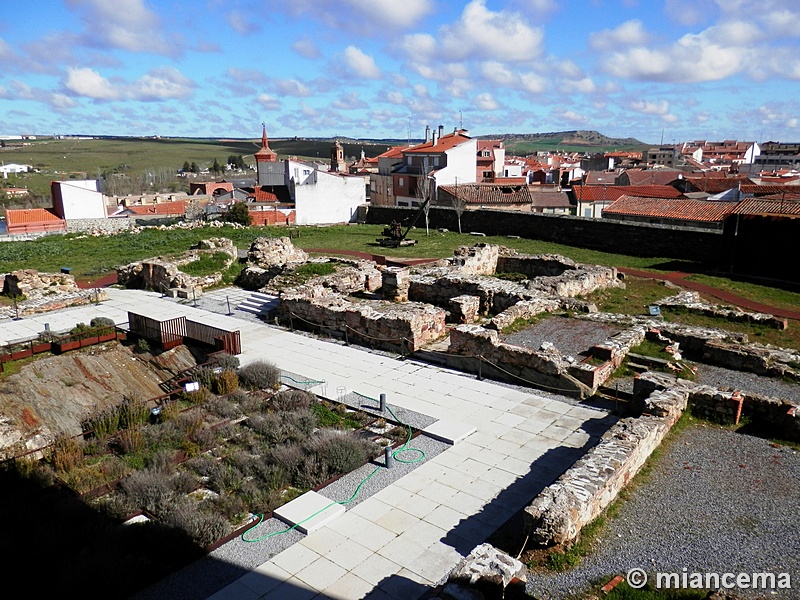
(663, 0, 717, 26)
(285, 0, 432, 32)
(274, 79, 313, 97)
(630, 99, 670, 115)
(589, 20, 649, 50)
(135, 67, 195, 100)
(332, 92, 368, 110)
(386, 91, 404, 104)
(227, 11, 260, 35)
(552, 108, 590, 126)
(519, 71, 547, 94)
(61, 66, 195, 101)
(474, 93, 499, 110)
(66, 0, 173, 55)
(480, 62, 515, 86)
(562, 77, 596, 93)
(257, 94, 281, 110)
(403, 0, 544, 62)
(343, 46, 381, 79)
(346, 0, 433, 29)
(292, 39, 321, 59)
(64, 67, 121, 100)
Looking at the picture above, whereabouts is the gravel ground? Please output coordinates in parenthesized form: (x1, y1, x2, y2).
(133, 418, 449, 600)
(501, 317, 622, 359)
(526, 426, 800, 599)
(695, 363, 800, 404)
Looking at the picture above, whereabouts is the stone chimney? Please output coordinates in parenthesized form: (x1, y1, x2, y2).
(425, 125, 431, 143)
(432, 130, 438, 146)
(438, 124, 444, 139)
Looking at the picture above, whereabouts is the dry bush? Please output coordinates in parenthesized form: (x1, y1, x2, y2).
(118, 427, 144, 454)
(85, 406, 120, 440)
(251, 463, 288, 491)
(50, 434, 85, 473)
(204, 492, 248, 523)
(267, 443, 305, 475)
(190, 426, 217, 452)
(160, 496, 231, 547)
(213, 370, 239, 395)
(294, 454, 330, 489)
(176, 411, 205, 438)
(207, 398, 240, 421)
(183, 387, 209, 405)
(193, 367, 216, 390)
(308, 431, 378, 475)
(160, 401, 180, 422)
(247, 410, 316, 445)
(119, 469, 178, 514)
(184, 454, 217, 479)
(237, 360, 281, 391)
(209, 353, 240, 370)
(119, 395, 150, 430)
(146, 449, 177, 474)
(271, 390, 313, 412)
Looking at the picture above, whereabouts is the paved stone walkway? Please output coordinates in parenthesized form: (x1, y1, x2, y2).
(0, 288, 616, 599)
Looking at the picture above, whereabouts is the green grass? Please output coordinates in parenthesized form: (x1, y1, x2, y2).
(686, 273, 800, 312)
(181, 252, 232, 277)
(603, 581, 706, 600)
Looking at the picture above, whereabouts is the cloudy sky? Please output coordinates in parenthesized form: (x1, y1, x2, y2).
(1, 0, 798, 143)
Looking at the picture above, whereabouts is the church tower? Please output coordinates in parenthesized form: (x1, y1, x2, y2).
(255, 124, 281, 187)
(254, 124, 278, 164)
(330, 139, 345, 172)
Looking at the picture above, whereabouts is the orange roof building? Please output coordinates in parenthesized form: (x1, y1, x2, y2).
(5, 208, 66, 235)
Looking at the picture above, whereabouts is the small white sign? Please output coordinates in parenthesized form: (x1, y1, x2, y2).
(184, 381, 200, 392)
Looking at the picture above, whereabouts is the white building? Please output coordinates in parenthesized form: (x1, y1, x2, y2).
(0, 163, 32, 176)
(287, 159, 365, 225)
(51, 180, 107, 219)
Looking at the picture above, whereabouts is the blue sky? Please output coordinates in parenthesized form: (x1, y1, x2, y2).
(1, 0, 798, 143)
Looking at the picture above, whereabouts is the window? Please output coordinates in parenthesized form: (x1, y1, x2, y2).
(398, 177, 404, 186)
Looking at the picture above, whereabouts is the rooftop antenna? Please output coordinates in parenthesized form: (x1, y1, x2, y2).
(459, 110, 463, 130)
(407, 116, 411, 145)
(660, 128, 664, 145)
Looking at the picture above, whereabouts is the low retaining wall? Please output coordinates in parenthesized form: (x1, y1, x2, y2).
(524, 385, 688, 546)
(658, 291, 788, 330)
(279, 293, 446, 352)
(448, 324, 593, 398)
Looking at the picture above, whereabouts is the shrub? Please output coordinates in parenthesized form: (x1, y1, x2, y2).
(271, 389, 313, 412)
(208, 398, 240, 420)
(204, 492, 248, 524)
(209, 353, 240, 370)
(119, 469, 176, 514)
(50, 434, 84, 473)
(176, 411, 205, 438)
(146, 449, 177, 474)
(237, 360, 280, 391)
(90, 317, 115, 334)
(160, 496, 231, 547)
(134, 338, 151, 354)
(267, 443, 304, 475)
(85, 406, 120, 440)
(248, 409, 316, 445)
(213, 370, 239, 395)
(310, 432, 377, 475)
(119, 395, 150, 430)
(182, 388, 209, 405)
(294, 454, 330, 489)
(118, 427, 144, 454)
(193, 366, 216, 389)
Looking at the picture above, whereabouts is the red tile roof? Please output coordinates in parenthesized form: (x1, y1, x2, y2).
(740, 184, 800, 195)
(250, 188, 279, 202)
(438, 183, 532, 205)
(622, 170, 684, 186)
(125, 200, 188, 215)
(683, 176, 752, 193)
(574, 185, 682, 202)
(731, 198, 800, 217)
(404, 130, 472, 153)
(602, 196, 737, 222)
(5, 208, 64, 226)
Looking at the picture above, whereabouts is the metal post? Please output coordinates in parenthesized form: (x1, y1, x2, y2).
(380, 393, 387, 414)
(344, 328, 349, 345)
(384, 445, 394, 469)
(192, 288, 197, 307)
(478, 355, 483, 380)
(289, 312, 294, 331)
(226, 295, 232, 315)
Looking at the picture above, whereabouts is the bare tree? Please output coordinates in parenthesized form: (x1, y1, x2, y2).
(415, 160, 434, 236)
(451, 179, 466, 234)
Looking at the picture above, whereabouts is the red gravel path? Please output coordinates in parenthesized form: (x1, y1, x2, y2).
(618, 267, 800, 321)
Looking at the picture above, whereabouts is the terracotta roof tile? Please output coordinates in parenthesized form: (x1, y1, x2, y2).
(732, 198, 800, 217)
(404, 130, 472, 153)
(125, 200, 188, 215)
(575, 185, 682, 201)
(5, 208, 64, 225)
(741, 184, 800, 195)
(603, 196, 736, 222)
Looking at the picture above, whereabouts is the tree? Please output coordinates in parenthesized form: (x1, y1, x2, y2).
(190, 162, 200, 174)
(182, 161, 190, 172)
(415, 159, 434, 236)
(452, 179, 467, 234)
(211, 158, 222, 175)
(225, 201, 252, 226)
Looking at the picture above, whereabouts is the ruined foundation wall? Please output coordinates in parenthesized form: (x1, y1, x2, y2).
(524, 390, 687, 547)
(448, 324, 592, 398)
(279, 293, 446, 352)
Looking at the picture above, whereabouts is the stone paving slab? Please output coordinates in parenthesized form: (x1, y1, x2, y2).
(273, 491, 346, 535)
(0, 288, 617, 600)
(422, 419, 476, 444)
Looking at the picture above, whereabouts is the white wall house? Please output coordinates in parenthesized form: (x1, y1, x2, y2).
(0, 163, 32, 176)
(287, 160, 365, 225)
(51, 180, 107, 219)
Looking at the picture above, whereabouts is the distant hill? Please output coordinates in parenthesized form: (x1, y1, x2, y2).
(476, 130, 647, 153)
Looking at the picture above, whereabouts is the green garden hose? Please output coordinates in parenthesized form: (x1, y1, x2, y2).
(242, 392, 425, 543)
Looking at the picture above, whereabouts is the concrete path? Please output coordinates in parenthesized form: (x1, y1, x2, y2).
(0, 288, 616, 599)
